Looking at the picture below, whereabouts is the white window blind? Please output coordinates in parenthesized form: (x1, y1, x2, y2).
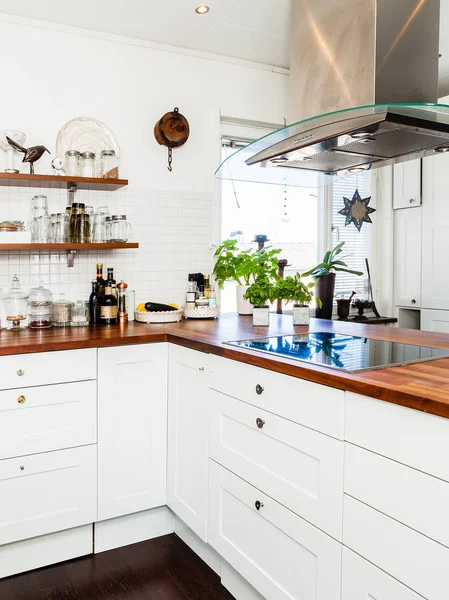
(331, 173, 371, 297)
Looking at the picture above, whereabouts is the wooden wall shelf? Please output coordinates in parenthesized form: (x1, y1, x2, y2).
(0, 173, 128, 191)
(0, 243, 138, 251)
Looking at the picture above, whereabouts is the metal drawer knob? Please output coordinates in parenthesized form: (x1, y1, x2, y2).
(255, 500, 264, 511)
(199, 367, 205, 371)
(409, 198, 416, 204)
(411, 299, 417, 304)
(255, 384, 264, 395)
(16, 369, 25, 376)
(20, 465, 24, 471)
(17, 395, 26, 404)
(256, 418, 265, 429)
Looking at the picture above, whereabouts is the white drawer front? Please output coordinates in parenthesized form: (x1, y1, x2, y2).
(0, 380, 97, 459)
(0, 349, 97, 390)
(209, 390, 344, 540)
(0, 445, 97, 546)
(345, 392, 449, 481)
(209, 355, 344, 439)
(343, 494, 449, 600)
(208, 461, 341, 600)
(345, 443, 449, 548)
(342, 547, 422, 600)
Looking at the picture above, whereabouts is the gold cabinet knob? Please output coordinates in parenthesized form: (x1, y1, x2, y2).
(16, 369, 25, 376)
(20, 465, 24, 471)
(17, 395, 26, 404)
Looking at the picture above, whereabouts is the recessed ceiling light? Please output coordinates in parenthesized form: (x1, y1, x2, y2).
(350, 131, 373, 139)
(348, 166, 367, 173)
(271, 157, 289, 164)
(195, 5, 210, 14)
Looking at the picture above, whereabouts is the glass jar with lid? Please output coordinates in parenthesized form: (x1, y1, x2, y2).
(28, 284, 53, 329)
(71, 300, 90, 326)
(109, 215, 132, 242)
(65, 150, 81, 177)
(80, 151, 96, 178)
(52, 294, 73, 327)
(100, 150, 119, 179)
(2, 274, 27, 330)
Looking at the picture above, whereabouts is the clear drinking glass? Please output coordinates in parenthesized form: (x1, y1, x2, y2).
(33, 215, 51, 243)
(52, 213, 70, 243)
(92, 212, 107, 242)
(29, 195, 48, 241)
(75, 213, 91, 243)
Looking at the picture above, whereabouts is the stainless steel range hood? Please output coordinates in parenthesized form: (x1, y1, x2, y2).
(216, 0, 449, 187)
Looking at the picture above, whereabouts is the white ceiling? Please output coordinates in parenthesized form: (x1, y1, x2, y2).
(0, 0, 292, 69)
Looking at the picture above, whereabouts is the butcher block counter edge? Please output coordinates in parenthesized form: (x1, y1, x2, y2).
(2, 313, 449, 419)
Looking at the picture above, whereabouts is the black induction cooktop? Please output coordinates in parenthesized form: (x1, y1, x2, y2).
(225, 332, 449, 373)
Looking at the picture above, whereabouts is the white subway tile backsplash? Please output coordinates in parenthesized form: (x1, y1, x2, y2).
(0, 186, 213, 316)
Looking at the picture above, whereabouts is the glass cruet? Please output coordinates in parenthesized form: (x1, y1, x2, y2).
(3, 274, 28, 330)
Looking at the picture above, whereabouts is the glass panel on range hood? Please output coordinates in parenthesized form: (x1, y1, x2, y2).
(215, 103, 449, 188)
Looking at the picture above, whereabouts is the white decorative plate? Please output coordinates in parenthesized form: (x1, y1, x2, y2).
(56, 117, 120, 177)
(135, 309, 183, 324)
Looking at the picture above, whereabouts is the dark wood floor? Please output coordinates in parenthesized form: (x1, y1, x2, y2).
(0, 534, 236, 600)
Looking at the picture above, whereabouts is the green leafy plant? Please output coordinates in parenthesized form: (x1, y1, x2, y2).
(276, 274, 321, 307)
(244, 277, 277, 307)
(303, 241, 363, 278)
(212, 239, 282, 288)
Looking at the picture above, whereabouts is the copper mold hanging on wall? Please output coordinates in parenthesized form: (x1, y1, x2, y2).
(154, 107, 190, 172)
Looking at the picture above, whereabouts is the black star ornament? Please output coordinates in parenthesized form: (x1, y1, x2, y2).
(338, 189, 376, 231)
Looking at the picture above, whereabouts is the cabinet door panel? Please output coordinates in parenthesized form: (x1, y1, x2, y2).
(98, 343, 168, 521)
(342, 547, 422, 600)
(209, 390, 343, 540)
(208, 461, 341, 600)
(393, 159, 421, 209)
(421, 308, 449, 333)
(393, 207, 421, 307)
(0, 445, 96, 545)
(422, 154, 449, 308)
(167, 345, 209, 541)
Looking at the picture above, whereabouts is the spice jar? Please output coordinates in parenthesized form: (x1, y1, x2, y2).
(71, 300, 90, 326)
(52, 294, 72, 327)
(28, 284, 53, 329)
(80, 151, 95, 178)
(2, 274, 28, 330)
(109, 215, 132, 242)
(100, 150, 119, 179)
(65, 150, 80, 177)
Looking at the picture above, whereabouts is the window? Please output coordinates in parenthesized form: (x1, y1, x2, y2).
(330, 172, 372, 298)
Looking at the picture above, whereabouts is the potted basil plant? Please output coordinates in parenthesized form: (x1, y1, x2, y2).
(244, 277, 276, 326)
(212, 240, 281, 315)
(303, 241, 362, 319)
(276, 273, 320, 325)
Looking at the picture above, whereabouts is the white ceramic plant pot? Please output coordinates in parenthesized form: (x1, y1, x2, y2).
(253, 306, 270, 326)
(236, 285, 253, 315)
(293, 304, 310, 326)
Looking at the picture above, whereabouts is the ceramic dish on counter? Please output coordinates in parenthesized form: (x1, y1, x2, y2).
(184, 304, 220, 319)
(135, 308, 183, 324)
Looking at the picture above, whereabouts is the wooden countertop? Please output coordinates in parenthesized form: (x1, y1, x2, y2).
(3, 314, 449, 419)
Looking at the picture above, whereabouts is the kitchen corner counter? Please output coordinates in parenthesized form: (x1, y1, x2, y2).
(2, 313, 449, 419)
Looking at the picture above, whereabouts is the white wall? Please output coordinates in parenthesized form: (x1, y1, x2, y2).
(0, 17, 288, 313)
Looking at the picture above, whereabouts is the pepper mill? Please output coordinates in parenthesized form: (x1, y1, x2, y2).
(117, 280, 128, 323)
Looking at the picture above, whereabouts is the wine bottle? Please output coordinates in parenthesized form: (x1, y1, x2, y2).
(100, 284, 118, 325)
(89, 280, 100, 325)
(107, 267, 117, 297)
(96, 263, 106, 296)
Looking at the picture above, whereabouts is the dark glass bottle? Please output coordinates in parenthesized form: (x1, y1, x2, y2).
(96, 263, 106, 296)
(89, 280, 100, 325)
(107, 267, 117, 297)
(100, 284, 118, 325)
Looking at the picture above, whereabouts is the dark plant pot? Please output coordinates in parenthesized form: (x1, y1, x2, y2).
(315, 273, 336, 320)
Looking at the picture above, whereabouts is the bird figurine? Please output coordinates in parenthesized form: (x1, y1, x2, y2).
(6, 136, 50, 174)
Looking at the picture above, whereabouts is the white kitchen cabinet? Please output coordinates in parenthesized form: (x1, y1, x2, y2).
(209, 390, 344, 540)
(422, 153, 449, 309)
(421, 308, 449, 333)
(342, 547, 422, 600)
(167, 345, 209, 541)
(208, 461, 341, 600)
(97, 343, 168, 521)
(393, 206, 421, 307)
(393, 158, 421, 209)
(0, 445, 97, 546)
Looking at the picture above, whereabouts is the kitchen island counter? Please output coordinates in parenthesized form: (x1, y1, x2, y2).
(2, 313, 449, 419)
